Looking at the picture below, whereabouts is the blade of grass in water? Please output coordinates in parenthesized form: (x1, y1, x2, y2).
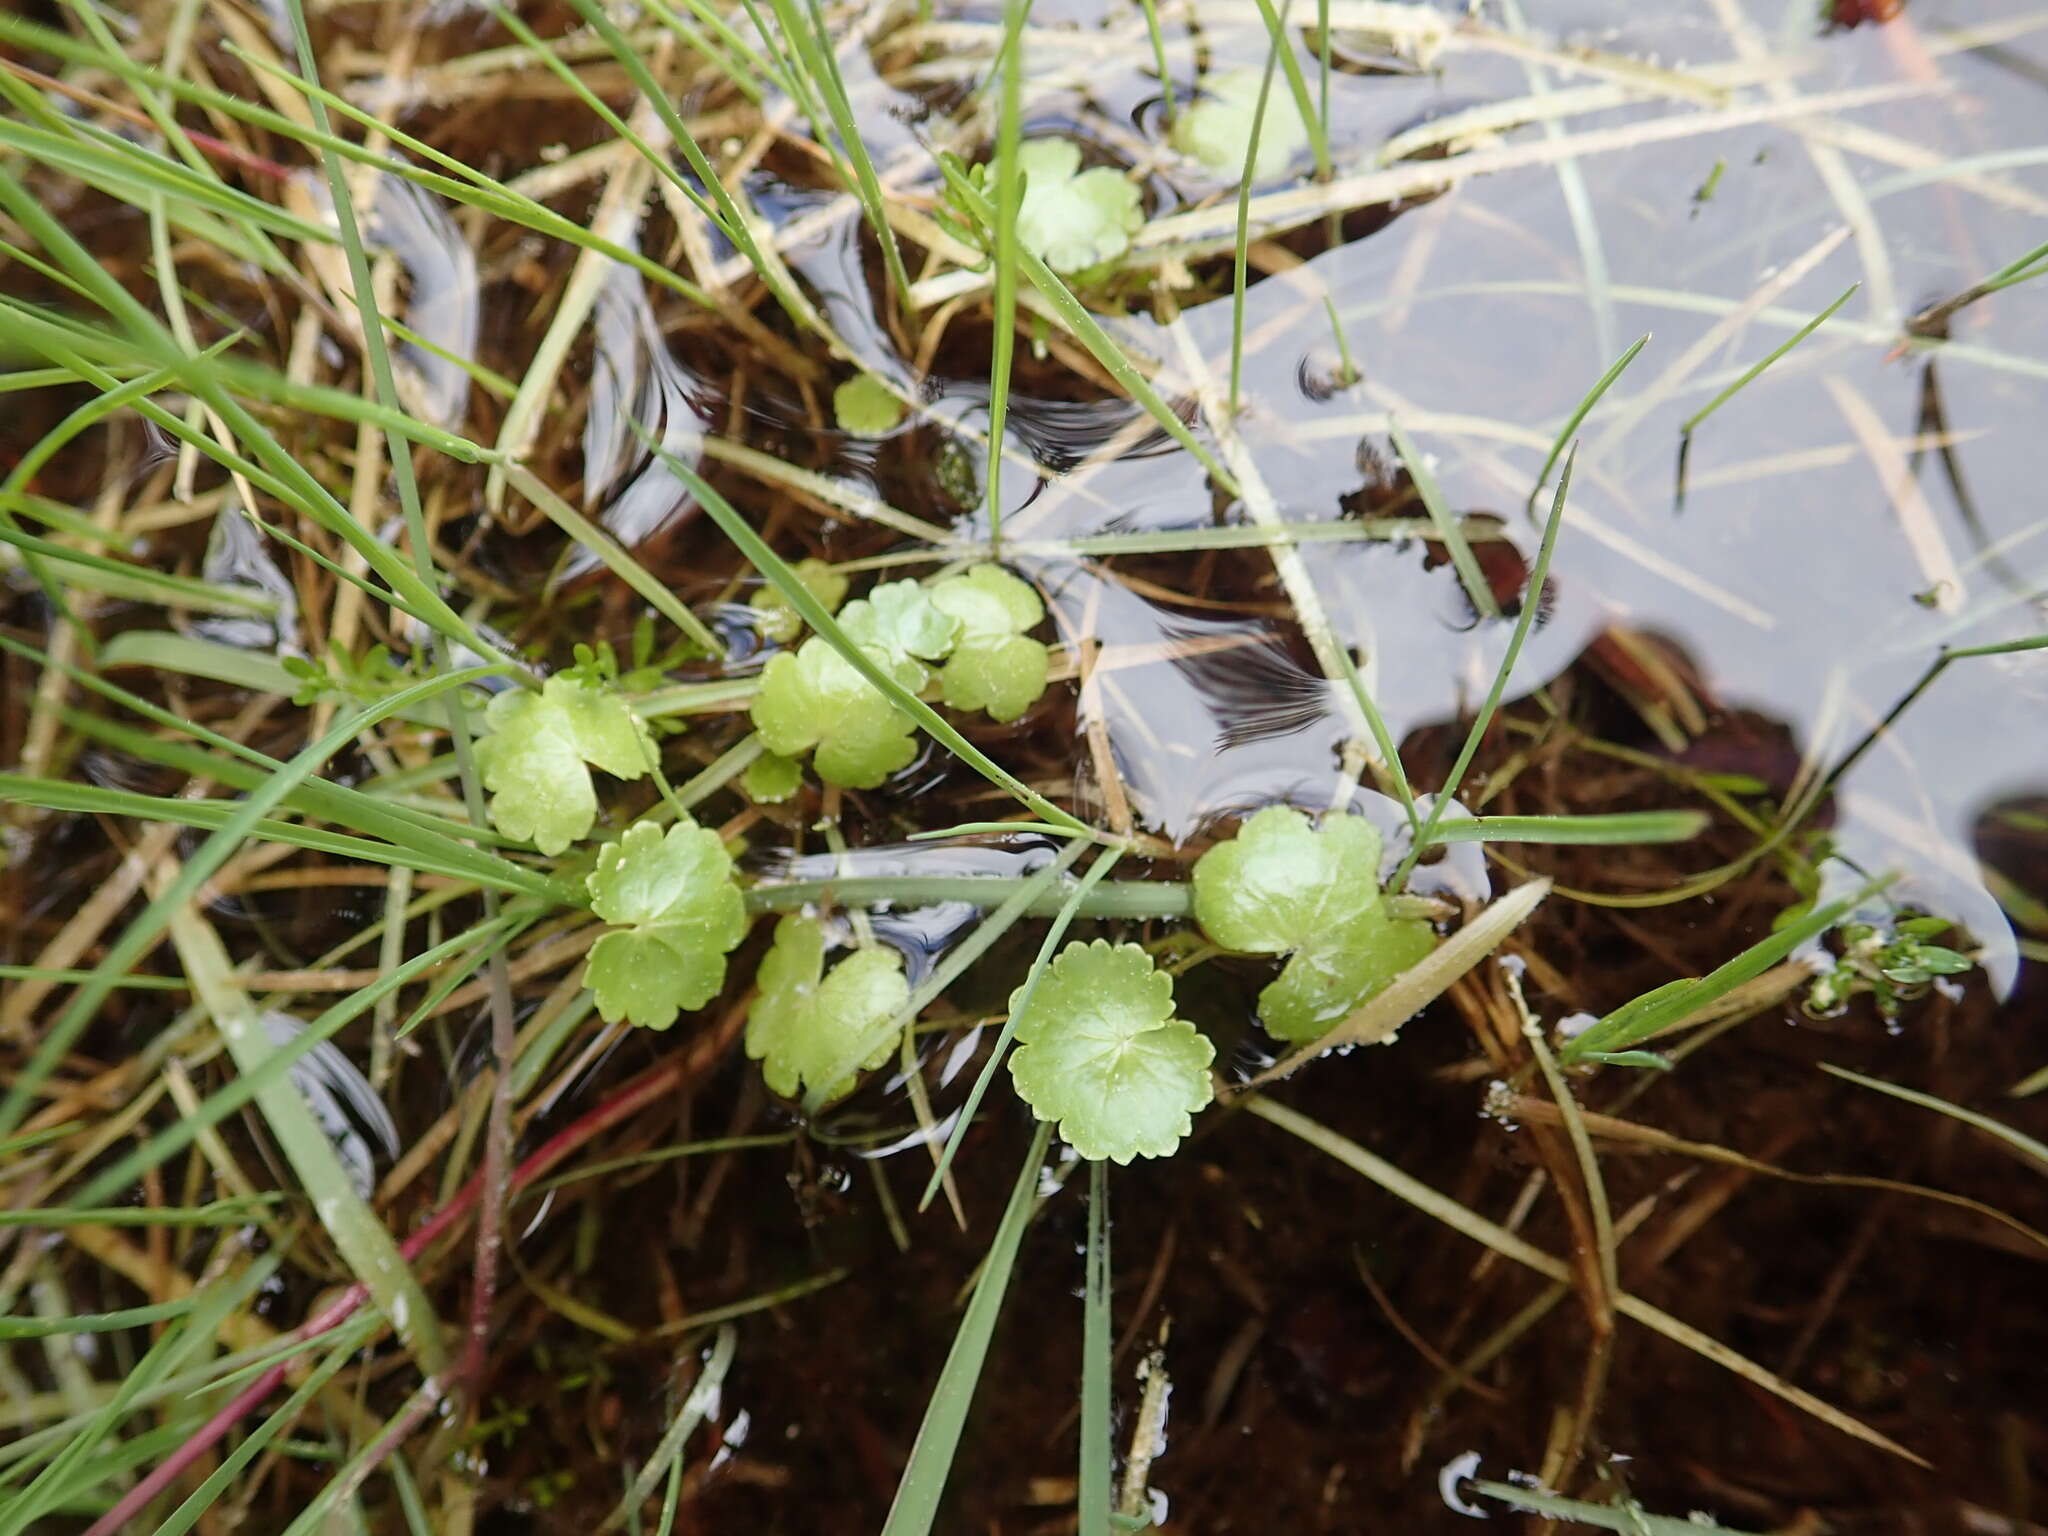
(72, 918, 518, 1209)
(986, 0, 1027, 549)
(1139, 0, 1175, 123)
(1681, 282, 1857, 433)
(0, 664, 504, 1140)
(1391, 446, 1575, 890)
(1387, 415, 1499, 620)
(1079, 1159, 1113, 1536)
(1467, 1480, 1762, 1534)
(602, 1326, 737, 1533)
(1820, 1064, 2048, 1174)
(1229, 22, 1289, 415)
(937, 159, 1238, 495)
(636, 426, 1090, 831)
(757, 0, 914, 311)
(1561, 877, 1890, 1065)
(1526, 335, 1646, 514)
(920, 844, 1120, 1208)
(881, 1121, 1054, 1536)
(1429, 810, 1710, 845)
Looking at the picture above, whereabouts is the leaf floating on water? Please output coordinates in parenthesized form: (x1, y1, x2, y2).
(746, 916, 909, 1101)
(1192, 806, 1437, 1041)
(750, 639, 918, 789)
(1007, 939, 1215, 1163)
(838, 579, 961, 692)
(750, 556, 847, 643)
(1170, 69, 1310, 183)
(584, 819, 749, 1029)
(1009, 138, 1143, 276)
(832, 374, 905, 436)
(929, 564, 1051, 722)
(473, 673, 653, 855)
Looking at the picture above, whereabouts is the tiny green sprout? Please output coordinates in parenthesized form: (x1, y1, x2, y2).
(832, 374, 905, 437)
(473, 673, 655, 855)
(1007, 939, 1215, 1163)
(746, 915, 909, 1101)
(751, 639, 918, 788)
(584, 819, 749, 1029)
(1805, 914, 1973, 1021)
(1192, 806, 1437, 1041)
(838, 579, 960, 691)
(1170, 69, 1310, 182)
(929, 564, 1051, 722)
(750, 557, 848, 644)
(1007, 138, 1144, 277)
(742, 749, 805, 804)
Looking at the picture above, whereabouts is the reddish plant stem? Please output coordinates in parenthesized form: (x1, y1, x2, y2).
(80, 1018, 736, 1536)
(1, 61, 296, 183)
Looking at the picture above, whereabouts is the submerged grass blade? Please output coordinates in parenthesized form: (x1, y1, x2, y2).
(881, 1122, 1054, 1536)
(1468, 1480, 1762, 1534)
(986, 0, 1026, 548)
(1228, 23, 1289, 415)
(1387, 415, 1499, 620)
(1526, 335, 1646, 512)
(1681, 282, 1857, 433)
(1245, 1095, 1925, 1465)
(1393, 447, 1575, 890)
(1429, 810, 1709, 845)
(1079, 1159, 1113, 1536)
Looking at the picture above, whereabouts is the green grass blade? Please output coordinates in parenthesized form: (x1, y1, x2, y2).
(1526, 334, 1646, 512)
(605, 1325, 737, 1532)
(73, 916, 519, 1209)
(1428, 811, 1709, 845)
(0, 664, 504, 1140)
(1392, 446, 1575, 889)
(1681, 283, 1857, 433)
(938, 160, 1238, 495)
(882, 1122, 1054, 1536)
(1820, 1065, 2048, 1174)
(0, 1298, 199, 1342)
(1561, 877, 1889, 1064)
(985, 0, 1027, 549)
(1079, 1159, 1112, 1536)
(1228, 25, 1288, 415)
(1387, 415, 1499, 620)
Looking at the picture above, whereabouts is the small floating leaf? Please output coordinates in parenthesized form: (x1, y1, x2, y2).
(1007, 939, 1215, 1163)
(746, 916, 908, 1101)
(741, 749, 804, 804)
(929, 564, 1050, 722)
(1193, 806, 1436, 1041)
(473, 674, 654, 855)
(832, 374, 905, 437)
(1008, 138, 1144, 276)
(1170, 69, 1310, 183)
(584, 819, 748, 1029)
(750, 557, 848, 644)
(750, 639, 918, 789)
(837, 579, 961, 692)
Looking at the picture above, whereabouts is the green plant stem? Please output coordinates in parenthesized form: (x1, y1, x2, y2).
(880, 1122, 1054, 1536)
(745, 874, 1188, 918)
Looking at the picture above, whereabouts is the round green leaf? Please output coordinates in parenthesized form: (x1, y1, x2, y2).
(583, 819, 748, 1029)
(1007, 939, 1215, 1163)
(1169, 69, 1310, 183)
(749, 639, 917, 789)
(832, 374, 905, 436)
(1012, 138, 1144, 275)
(1191, 805, 1383, 954)
(746, 916, 909, 1101)
(474, 674, 654, 855)
(931, 564, 1050, 722)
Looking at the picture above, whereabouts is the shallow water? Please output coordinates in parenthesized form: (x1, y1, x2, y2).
(8, 0, 2048, 1531)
